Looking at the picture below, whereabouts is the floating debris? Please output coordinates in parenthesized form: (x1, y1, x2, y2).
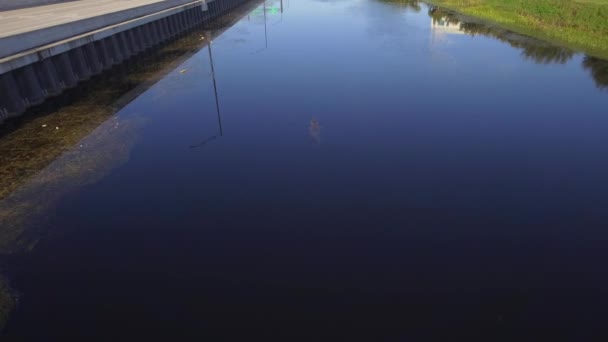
(179, 69, 188, 74)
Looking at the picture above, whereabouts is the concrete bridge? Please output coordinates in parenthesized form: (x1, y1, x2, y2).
(0, 0, 251, 123)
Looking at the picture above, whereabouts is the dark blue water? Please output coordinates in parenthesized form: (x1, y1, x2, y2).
(1, 0, 608, 339)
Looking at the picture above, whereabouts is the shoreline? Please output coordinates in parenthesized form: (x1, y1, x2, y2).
(424, 0, 608, 60)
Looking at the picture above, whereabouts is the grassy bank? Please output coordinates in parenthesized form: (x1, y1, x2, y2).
(425, 0, 608, 59)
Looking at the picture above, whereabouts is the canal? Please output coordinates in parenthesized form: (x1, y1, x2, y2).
(1, 0, 608, 339)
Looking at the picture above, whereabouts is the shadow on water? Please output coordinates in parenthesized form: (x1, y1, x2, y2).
(383, 0, 608, 88)
(583, 56, 608, 89)
(0, 0, 263, 331)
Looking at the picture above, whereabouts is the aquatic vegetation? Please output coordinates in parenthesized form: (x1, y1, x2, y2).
(0, 115, 143, 254)
(0, 23, 228, 254)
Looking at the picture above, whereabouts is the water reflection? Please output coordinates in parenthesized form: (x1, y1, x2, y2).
(0, 0, 262, 254)
(0, 39, 199, 255)
(426, 5, 608, 87)
(190, 39, 224, 148)
(431, 16, 464, 35)
(248, 0, 286, 52)
(0, 1, 263, 331)
(380, 0, 421, 11)
(429, 6, 575, 64)
(583, 56, 608, 89)
(0, 0, 607, 337)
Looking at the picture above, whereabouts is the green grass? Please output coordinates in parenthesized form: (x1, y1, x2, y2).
(425, 0, 608, 59)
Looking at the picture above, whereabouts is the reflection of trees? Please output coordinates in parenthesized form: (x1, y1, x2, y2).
(461, 22, 574, 64)
(428, 6, 458, 25)
(429, 7, 574, 65)
(427, 6, 608, 89)
(379, 0, 421, 12)
(583, 56, 608, 89)
(519, 44, 574, 64)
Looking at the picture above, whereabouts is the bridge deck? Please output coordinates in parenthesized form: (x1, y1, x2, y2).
(0, 0, 203, 58)
(0, 0, 172, 38)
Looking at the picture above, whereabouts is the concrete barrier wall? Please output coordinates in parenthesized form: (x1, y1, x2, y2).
(0, 0, 76, 11)
(0, 0, 199, 59)
(0, 0, 250, 123)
